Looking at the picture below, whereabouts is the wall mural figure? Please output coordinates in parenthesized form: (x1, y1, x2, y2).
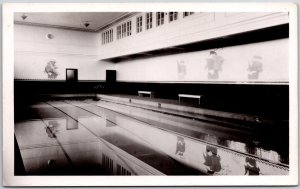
(203, 145, 222, 174)
(205, 51, 224, 79)
(247, 55, 263, 80)
(175, 136, 186, 156)
(44, 60, 59, 79)
(244, 157, 260, 175)
(177, 60, 186, 80)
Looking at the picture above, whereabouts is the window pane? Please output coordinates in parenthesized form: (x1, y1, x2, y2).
(146, 12, 152, 30)
(157, 12, 164, 26)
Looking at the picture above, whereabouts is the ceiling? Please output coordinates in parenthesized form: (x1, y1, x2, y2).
(14, 12, 131, 32)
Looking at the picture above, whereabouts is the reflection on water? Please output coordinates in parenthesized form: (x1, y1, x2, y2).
(175, 136, 186, 156)
(203, 146, 221, 174)
(204, 134, 218, 144)
(16, 107, 199, 175)
(203, 135, 284, 164)
(89, 100, 288, 165)
(45, 120, 60, 138)
(227, 141, 246, 153)
(244, 157, 260, 175)
(190, 126, 285, 164)
(14, 101, 289, 175)
(67, 117, 78, 130)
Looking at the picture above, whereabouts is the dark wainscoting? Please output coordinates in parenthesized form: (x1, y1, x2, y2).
(14, 80, 107, 94)
(14, 80, 106, 107)
(113, 82, 289, 120)
(14, 80, 288, 120)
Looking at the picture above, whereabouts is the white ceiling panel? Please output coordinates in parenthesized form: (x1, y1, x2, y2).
(14, 12, 130, 32)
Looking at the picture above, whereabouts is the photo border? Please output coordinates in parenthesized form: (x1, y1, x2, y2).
(3, 2, 298, 186)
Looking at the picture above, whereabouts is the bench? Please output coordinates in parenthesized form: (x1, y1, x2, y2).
(138, 91, 155, 98)
(178, 94, 202, 104)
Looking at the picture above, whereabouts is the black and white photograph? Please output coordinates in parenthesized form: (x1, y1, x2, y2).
(2, 3, 298, 186)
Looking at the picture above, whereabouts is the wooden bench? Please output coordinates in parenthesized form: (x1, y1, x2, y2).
(138, 91, 155, 98)
(178, 94, 202, 104)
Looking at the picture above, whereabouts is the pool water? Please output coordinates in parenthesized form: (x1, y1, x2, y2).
(14, 99, 289, 175)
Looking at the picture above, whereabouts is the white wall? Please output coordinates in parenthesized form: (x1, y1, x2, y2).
(14, 24, 114, 80)
(14, 12, 289, 83)
(115, 39, 288, 83)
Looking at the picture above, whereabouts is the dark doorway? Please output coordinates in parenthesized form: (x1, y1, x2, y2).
(106, 70, 116, 83)
(66, 69, 78, 82)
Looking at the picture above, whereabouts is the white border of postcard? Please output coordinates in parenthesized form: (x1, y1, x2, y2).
(3, 3, 298, 186)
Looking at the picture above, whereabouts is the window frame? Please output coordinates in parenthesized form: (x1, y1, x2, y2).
(169, 12, 178, 22)
(183, 12, 194, 18)
(136, 15, 143, 33)
(102, 28, 113, 44)
(127, 20, 132, 36)
(156, 12, 165, 27)
(146, 12, 153, 30)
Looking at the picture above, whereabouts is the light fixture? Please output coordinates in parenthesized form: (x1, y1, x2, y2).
(46, 33, 54, 40)
(21, 14, 27, 20)
(83, 21, 90, 28)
